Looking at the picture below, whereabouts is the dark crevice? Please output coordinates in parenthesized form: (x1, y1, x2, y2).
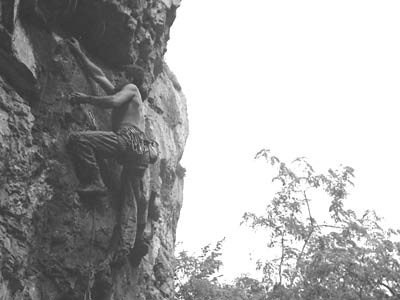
(0, 49, 40, 103)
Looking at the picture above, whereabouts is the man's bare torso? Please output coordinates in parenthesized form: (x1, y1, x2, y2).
(111, 85, 144, 132)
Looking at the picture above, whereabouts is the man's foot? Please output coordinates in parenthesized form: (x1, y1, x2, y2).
(77, 182, 108, 197)
(129, 241, 149, 267)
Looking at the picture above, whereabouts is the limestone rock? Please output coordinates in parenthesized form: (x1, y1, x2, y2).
(0, 0, 188, 299)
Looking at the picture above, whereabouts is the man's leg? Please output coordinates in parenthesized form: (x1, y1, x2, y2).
(135, 178, 148, 248)
(117, 167, 150, 266)
(118, 170, 139, 252)
(129, 176, 150, 266)
(67, 130, 122, 195)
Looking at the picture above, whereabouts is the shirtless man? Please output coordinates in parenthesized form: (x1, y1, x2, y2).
(67, 37, 151, 194)
(66, 37, 158, 264)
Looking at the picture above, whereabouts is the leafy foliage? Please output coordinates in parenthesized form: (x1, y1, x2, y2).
(174, 239, 268, 300)
(175, 149, 400, 300)
(243, 149, 400, 300)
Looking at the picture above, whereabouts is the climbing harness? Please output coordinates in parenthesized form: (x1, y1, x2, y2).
(87, 110, 97, 130)
(118, 126, 147, 154)
(84, 208, 96, 300)
(118, 126, 160, 164)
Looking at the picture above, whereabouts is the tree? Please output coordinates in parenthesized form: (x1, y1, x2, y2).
(175, 239, 224, 300)
(243, 149, 400, 300)
(174, 239, 268, 300)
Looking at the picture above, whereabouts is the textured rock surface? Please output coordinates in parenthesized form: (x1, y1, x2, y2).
(0, 0, 188, 299)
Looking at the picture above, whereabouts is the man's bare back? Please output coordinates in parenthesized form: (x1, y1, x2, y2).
(111, 84, 145, 132)
(69, 83, 144, 132)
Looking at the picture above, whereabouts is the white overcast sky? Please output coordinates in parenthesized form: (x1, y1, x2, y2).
(165, 0, 400, 279)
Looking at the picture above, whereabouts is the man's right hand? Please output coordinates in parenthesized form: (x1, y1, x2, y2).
(67, 37, 81, 51)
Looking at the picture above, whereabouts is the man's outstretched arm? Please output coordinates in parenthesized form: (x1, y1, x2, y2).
(70, 84, 140, 109)
(67, 38, 115, 95)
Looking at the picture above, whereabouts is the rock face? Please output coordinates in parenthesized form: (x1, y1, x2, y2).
(0, 0, 188, 299)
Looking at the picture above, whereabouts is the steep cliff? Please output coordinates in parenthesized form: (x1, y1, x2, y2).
(0, 0, 188, 299)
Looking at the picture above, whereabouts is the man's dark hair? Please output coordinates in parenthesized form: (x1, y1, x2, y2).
(118, 64, 147, 100)
(123, 64, 145, 88)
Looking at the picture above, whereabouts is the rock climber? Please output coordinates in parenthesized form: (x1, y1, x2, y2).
(66, 37, 158, 265)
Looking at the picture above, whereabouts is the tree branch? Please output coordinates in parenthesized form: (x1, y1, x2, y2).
(290, 192, 315, 287)
(278, 233, 285, 286)
(379, 282, 396, 297)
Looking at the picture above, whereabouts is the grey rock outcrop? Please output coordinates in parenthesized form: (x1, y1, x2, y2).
(0, 0, 188, 299)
